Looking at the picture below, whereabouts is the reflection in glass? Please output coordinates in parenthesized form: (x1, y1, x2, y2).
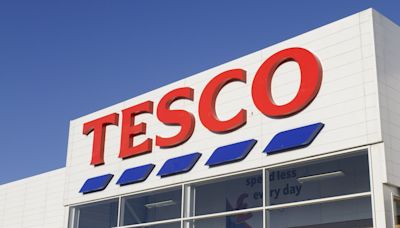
(72, 199, 118, 228)
(267, 152, 370, 205)
(186, 211, 263, 228)
(121, 188, 182, 225)
(140, 222, 181, 228)
(268, 197, 372, 228)
(192, 171, 263, 216)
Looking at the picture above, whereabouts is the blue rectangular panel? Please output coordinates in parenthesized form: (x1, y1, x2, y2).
(264, 122, 324, 154)
(206, 139, 257, 167)
(79, 174, 113, 194)
(117, 164, 155, 186)
(157, 153, 201, 177)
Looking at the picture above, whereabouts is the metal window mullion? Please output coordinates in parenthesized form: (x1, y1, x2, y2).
(391, 193, 397, 227)
(181, 184, 185, 228)
(183, 207, 264, 222)
(75, 208, 80, 228)
(367, 147, 378, 228)
(68, 207, 75, 228)
(265, 191, 371, 211)
(114, 217, 182, 228)
(263, 168, 267, 228)
(182, 184, 195, 228)
(117, 196, 122, 227)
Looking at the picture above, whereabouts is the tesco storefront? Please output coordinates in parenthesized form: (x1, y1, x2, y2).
(2, 9, 400, 228)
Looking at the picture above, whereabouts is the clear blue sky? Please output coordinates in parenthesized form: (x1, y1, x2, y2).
(0, 0, 399, 184)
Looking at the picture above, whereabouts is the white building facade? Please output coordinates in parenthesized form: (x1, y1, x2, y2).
(1, 8, 400, 228)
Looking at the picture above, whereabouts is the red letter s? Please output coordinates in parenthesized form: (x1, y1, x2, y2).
(156, 87, 195, 148)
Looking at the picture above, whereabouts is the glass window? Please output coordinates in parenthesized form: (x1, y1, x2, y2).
(69, 151, 373, 228)
(139, 222, 181, 228)
(394, 197, 400, 228)
(70, 199, 118, 228)
(268, 197, 373, 228)
(186, 211, 263, 228)
(190, 171, 263, 216)
(267, 152, 370, 205)
(121, 187, 182, 226)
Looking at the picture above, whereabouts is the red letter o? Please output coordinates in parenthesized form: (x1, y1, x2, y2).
(252, 47, 322, 117)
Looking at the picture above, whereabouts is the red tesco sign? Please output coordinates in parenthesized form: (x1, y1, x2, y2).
(83, 47, 322, 166)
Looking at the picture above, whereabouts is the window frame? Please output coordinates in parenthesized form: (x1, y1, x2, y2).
(119, 186, 183, 226)
(392, 194, 400, 228)
(69, 198, 120, 228)
(68, 147, 374, 228)
(186, 170, 264, 217)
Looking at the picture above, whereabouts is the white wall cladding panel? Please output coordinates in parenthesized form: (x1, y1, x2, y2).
(0, 169, 66, 228)
(0, 186, 5, 227)
(373, 10, 400, 186)
(63, 9, 382, 206)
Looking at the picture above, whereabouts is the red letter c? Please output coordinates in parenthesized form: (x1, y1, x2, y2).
(199, 69, 247, 133)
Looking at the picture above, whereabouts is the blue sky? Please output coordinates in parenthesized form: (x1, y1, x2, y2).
(1, 1, 399, 184)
